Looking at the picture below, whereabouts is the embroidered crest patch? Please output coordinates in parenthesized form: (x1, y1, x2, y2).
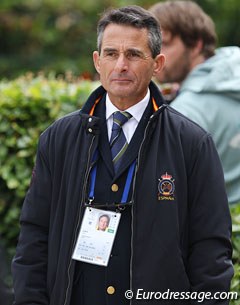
(158, 172, 175, 201)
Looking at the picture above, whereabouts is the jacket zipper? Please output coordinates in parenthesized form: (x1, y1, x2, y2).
(129, 106, 166, 303)
(63, 135, 96, 305)
(129, 118, 153, 305)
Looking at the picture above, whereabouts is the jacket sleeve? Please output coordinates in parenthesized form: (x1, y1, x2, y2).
(12, 133, 51, 305)
(187, 133, 234, 304)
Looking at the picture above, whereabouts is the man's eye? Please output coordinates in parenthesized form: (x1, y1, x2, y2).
(127, 51, 141, 59)
(104, 52, 118, 58)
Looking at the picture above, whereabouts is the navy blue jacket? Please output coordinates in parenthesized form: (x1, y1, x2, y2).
(12, 82, 233, 305)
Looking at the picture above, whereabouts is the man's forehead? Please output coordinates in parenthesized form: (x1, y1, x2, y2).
(101, 25, 149, 49)
(102, 24, 148, 38)
(102, 46, 143, 51)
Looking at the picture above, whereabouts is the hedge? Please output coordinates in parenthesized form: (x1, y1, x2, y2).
(230, 203, 240, 303)
(0, 75, 239, 302)
(0, 74, 99, 257)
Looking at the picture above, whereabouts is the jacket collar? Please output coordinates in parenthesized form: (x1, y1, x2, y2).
(80, 81, 165, 117)
(79, 81, 167, 179)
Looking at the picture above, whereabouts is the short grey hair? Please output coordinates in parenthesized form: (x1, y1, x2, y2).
(97, 5, 162, 58)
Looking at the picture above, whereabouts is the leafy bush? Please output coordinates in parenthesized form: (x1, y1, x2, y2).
(0, 74, 99, 258)
(0, 75, 239, 301)
(230, 203, 240, 304)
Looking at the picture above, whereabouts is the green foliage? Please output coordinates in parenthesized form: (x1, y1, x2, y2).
(230, 203, 240, 304)
(0, 74, 99, 258)
(1, 0, 239, 79)
(194, 0, 240, 48)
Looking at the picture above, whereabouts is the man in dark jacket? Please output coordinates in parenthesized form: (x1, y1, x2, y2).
(12, 5, 233, 305)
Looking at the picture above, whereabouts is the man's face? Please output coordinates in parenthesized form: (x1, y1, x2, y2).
(156, 30, 192, 84)
(93, 24, 165, 109)
(98, 216, 109, 231)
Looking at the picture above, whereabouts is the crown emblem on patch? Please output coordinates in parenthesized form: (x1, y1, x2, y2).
(158, 172, 175, 201)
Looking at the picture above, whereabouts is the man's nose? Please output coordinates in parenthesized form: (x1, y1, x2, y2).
(114, 53, 129, 72)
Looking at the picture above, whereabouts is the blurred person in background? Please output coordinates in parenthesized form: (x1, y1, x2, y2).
(150, 0, 240, 205)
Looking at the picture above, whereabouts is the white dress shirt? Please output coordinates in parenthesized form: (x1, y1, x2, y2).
(106, 89, 150, 143)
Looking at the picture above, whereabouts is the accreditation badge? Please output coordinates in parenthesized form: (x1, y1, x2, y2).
(72, 207, 121, 267)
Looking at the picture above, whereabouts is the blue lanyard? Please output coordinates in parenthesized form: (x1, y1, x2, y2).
(88, 151, 136, 204)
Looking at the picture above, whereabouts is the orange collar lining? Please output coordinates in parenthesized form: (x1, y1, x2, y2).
(88, 96, 158, 116)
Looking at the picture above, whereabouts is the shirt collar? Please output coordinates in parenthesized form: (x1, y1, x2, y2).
(106, 89, 150, 123)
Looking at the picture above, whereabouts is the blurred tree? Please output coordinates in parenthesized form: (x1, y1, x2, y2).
(195, 0, 240, 47)
(0, 0, 239, 79)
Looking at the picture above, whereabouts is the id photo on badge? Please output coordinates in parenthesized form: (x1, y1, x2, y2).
(96, 214, 110, 232)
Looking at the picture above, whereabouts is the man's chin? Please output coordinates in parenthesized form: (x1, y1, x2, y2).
(110, 84, 133, 95)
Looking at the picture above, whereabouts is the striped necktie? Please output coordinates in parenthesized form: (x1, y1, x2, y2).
(110, 111, 132, 173)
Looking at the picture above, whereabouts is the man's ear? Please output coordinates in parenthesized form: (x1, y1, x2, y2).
(153, 53, 165, 76)
(191, 39, 203, 58)
(93, 51, 100, 74)
(190, 39, 205, 67)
